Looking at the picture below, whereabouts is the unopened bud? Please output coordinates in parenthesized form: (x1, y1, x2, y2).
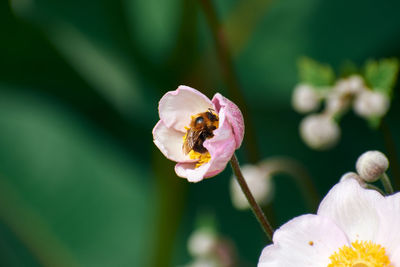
(230, 164, 273, 210)
(356, 151, 389, 182)
(325, 91, 350, 115)
(334, 75, 365, 95)
(187, 228, 217, 258)
(353, 90, 389, 118)
(300, 114, 340, 150)
(292, 84, 320, 113)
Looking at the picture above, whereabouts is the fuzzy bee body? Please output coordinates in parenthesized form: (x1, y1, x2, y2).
(183, 109, 219, 155)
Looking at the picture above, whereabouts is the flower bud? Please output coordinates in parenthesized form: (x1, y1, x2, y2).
(356, 150, 389, 182)
(334, 75, 365, 95)
(292, 84, 319, 113)
(230, 164, 273, 210)
(353, 90, 390, 118)
(187, 228, 217, 258)
(325, 91, 350, 116)
(299, 114, 340, 150)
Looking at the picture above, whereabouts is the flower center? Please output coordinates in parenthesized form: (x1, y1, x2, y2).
(182, 110, 219, 168)
(328, 240, 392, 267)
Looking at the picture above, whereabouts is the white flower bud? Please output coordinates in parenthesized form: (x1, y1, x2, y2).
(230, 164, 273, 210)
(325, 91, 350, 115)
(353, 90, 390, 118)
(292, 84, 320, 113)
(187, 229, 217, 258)
(334, 75, 365, 95)
(299, 114, 340, 150)
(356, 151, 389, 182)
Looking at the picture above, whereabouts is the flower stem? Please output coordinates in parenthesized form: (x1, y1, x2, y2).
(380, 172, 394, 195)
(199, 0, 260, 163)
(230, 153, 274, 241)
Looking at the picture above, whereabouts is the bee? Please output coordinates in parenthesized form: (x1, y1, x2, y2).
(183, 108, 219, 155)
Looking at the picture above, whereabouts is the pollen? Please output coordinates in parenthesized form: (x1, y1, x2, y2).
(188, 150, 211, 168)
(328, 240, 392, 267)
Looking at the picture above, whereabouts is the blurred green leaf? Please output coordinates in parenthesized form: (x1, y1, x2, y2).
(364, 58, 399, 95)
(298, 57, 335, 87)
(0, 86, 155, 267)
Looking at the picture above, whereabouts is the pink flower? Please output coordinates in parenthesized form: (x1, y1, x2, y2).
(258, 179, 400, 266)
(152, 86, 244, 182)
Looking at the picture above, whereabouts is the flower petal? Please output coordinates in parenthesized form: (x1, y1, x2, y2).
(258, 214, 348, 267)
(317, 179, 382, 243)
(174, 107, 236, 182)
(374, 192, 400, 264)
(159, 85, 213, 132)
(212, 93, 244, 149)
(152, 120, 194, 162)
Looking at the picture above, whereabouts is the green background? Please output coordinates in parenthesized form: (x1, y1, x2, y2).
(1, 0, 399, 266)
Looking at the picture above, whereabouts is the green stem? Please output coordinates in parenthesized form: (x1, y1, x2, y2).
(230, 154, 274, 241)
(199, 0, 260, 163)
(380, 172, 394, 195)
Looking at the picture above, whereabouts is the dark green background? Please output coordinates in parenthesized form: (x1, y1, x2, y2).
(1, 0, 399, 266)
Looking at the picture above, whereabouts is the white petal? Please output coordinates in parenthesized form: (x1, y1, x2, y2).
(374, 192, 400, 264)
(258, 214, 348, 267)
(159, 85, 213, 132)
(317, 179, 382, 243)
(152, 121, 193, 162)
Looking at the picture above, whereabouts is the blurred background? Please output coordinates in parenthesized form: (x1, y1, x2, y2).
(1, 0, 400, 266)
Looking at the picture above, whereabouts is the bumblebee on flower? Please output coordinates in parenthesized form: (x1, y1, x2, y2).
(152, 85, 244, 182)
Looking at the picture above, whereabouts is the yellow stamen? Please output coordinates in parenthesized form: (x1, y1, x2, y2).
(188, 150, 211, 168)
(328, 240, 392, 267)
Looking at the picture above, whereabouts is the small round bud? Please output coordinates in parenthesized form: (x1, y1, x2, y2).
(334, 75, 365, 96)
(325, 91, 350, 115)
(292, 84, 320, 113)
(230, 164, 273, 210)
(353, 90, 390, 118)
(299, 114, 340, 150)
(356, 151, 389, 182)
(187, 228, 217, 257)
(347, 75, 365, 94)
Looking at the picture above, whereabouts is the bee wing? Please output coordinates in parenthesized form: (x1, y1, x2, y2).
(183, 128, 203, 155)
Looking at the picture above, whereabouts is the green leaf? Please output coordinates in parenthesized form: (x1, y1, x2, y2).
(364, 58, 399, 95)
(298, 57, 335, 87)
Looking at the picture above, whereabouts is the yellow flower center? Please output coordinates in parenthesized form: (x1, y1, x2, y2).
(328, 240, 392, 267)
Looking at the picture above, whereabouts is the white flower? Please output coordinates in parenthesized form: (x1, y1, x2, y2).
(230, 164, 274, 210)
(353, 90, 390, 118)
(188, 228, 218, 258)
(258, 179, 400, 266)
(292, 84, 320, 113)
(300, 114, 340, 150)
